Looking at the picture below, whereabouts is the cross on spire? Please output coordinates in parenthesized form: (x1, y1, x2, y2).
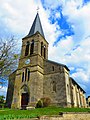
(37, 6, 39, 13)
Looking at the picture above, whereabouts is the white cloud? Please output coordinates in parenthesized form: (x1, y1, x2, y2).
(49, 36, 74, 63)
(62, 37, 90, 66)
(0, 0, 60, 44)
(71, 68, 89, 82)
(62, 1, 90, 43)
(0, 0, 42, 35)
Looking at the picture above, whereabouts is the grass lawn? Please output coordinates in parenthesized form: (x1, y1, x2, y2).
(0, 107, 90, 120)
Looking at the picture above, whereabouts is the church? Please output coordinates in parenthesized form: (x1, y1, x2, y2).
(6, 13, 87, 109)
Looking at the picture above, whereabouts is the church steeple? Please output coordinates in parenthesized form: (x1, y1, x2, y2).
(22, 12, 48, 60)
(27, 13, 45, 38)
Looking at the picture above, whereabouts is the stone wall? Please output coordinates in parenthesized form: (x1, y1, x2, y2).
(40, 113, 90, 120)
(64, 68, 71, 107)
(70, 78, 86, 108)
(6, 71, 16, 108)
(44, 60, 67, 107)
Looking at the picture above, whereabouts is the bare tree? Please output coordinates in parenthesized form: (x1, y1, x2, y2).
(0, 37, 20, 87)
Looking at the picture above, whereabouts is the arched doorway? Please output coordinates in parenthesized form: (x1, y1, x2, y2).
(21, 85, 29, 109)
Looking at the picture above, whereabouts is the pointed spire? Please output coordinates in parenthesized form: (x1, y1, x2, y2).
(27, 13, 45, 38)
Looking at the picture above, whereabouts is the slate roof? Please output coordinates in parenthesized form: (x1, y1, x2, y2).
(27, 13, 45, 38)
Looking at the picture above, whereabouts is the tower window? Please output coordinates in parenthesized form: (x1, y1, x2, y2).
(30, 40, 34, 55)
(44, 45, 46, 58)
(25, 41, 29, 56)
(41, 42, 43, 56)
(52, 66, 54, 71)
(28, 70, 30, 81)
(25, 68, 27, 81)
(22, 72, 24, 82)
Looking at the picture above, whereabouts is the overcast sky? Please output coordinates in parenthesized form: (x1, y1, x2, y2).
(0, 0, 90, 97)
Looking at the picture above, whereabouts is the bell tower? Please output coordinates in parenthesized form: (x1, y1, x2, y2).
(11, 13, 48, 108)
(18, 13, 48, 69)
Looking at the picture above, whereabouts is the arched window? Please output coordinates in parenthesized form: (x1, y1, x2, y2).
(44, 45, 46, 58)
(41, 42, 43, 56)
(25, 68, 27, 81)
(22, 72, 24, 82)
(27, 70, 30, 81)
(25, 41, 29, 56)
(30, 40, 34, 55)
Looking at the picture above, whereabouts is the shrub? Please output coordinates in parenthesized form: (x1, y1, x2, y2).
(0, 95, 5, 104)
(36, 100, 43, 108)
(0, 103, 5, 108)
(41, 97, 51, 107)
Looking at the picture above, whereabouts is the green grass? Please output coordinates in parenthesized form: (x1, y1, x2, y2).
(0, 107, 90, 120)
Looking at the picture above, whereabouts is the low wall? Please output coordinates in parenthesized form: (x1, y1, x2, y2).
(40, 113, 90, 120)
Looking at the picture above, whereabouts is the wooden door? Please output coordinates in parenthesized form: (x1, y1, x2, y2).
(21, 93, 29, 109)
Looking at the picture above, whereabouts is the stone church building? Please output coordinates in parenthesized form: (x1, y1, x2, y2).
(6, 13, 86, 109)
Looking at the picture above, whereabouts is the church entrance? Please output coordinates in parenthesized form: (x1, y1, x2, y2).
(21, 93, 29, 109)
